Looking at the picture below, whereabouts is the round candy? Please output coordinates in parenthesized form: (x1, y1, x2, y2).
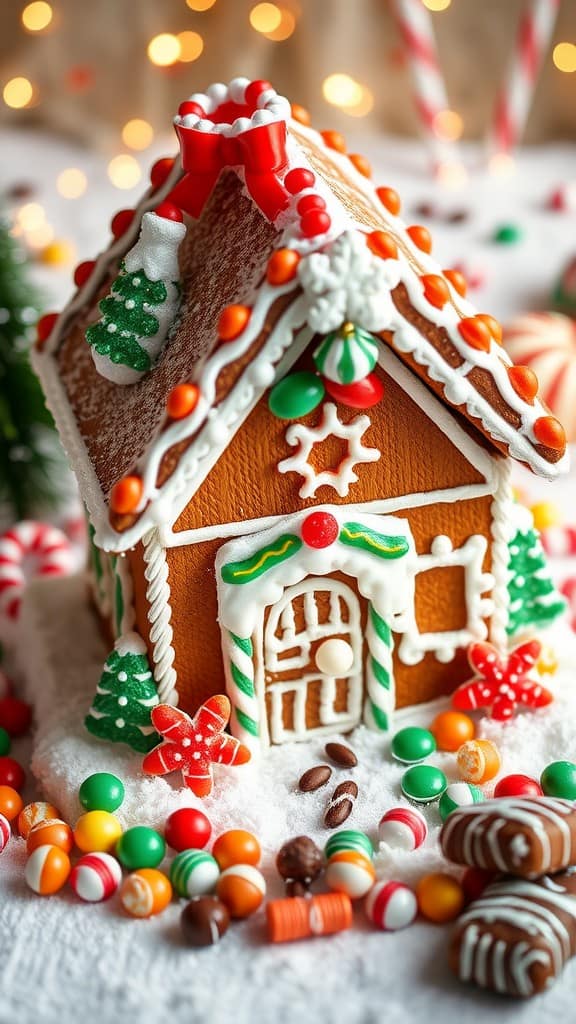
(439, 782, 484, 822)
(79, 772, 125, 812)
(461, 867, 495, 904)
(301, 511, 339, 549)
(212, 829, 261, 870)
(116, 826, 166, 870)
(0, 696, 32, 736)
(170, 849, 220, 898)
(74, 810, 123, 853)
(457, 739, 501, 785)
(18, 801, 61, 839)
(216, 864, 266, 918)
(401, 765, 447, 804)
(391, 726, 436, 764)
(430, 710, 475, 752)
(0, 811, 10, 853)
(0, 726, 11, 756)
(268, 372, 325, 420)
(365, 880, 418, 931)
(164, 807, 211, 852)
(540, 760, 576, 799)
(69, 852, 122, 902)
(378, 807, 427, 851)
(0, 784, 23, 821)
(324, 373, 384, 409)
(325, 850, 376, 900)
(315, 638, 354, 676)
(494, 773, 543, 799)
(324, 829, 373, 861)
(25, 844, 71, 895)
(0, 756, 25, 791)
(120, 868, 172, 918)
(416, 872, 465, 923)
(180, 896, 230, 947)
(493, 223, 523, 244)
(27, 818, 74, 855)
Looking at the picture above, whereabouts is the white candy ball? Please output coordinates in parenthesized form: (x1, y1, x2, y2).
(315, 638, 354, 676)
(70, 852, 122, 902)
(365, 881, 418, 931)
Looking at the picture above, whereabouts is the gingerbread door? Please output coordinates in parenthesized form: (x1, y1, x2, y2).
(263, 577, 363, 743)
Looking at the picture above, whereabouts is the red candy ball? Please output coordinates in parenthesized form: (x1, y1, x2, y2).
(164, 807, 212, 852)
(0, 757, 25, 791)
(0, 697, 32, 737)
(494, 774, 543, 799)
(245, 79, 272, 107)
(284, 168, 315, 195)
(324, 373, 384, 409)
(301, 512, 339, 549)
(73, 260, 96, 288)
(111, 209, 135, 239)
(178, 101, 205, 119)
(296, 195, 327, 216)
(150, 157, 175, 191)
(36, 313, 59, 346)
(300, 210, 331, 238)
(154, 201, 183, 222)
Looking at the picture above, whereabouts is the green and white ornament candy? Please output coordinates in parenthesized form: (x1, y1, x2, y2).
(324, 829, 374, 861)
(438, 782, 484, 822)
(313, 322, 378, 385)
(401, 765, 447, 804)
(84, 631, 160, 754)
(86, 206, 186, 385)
(170, 849, 220, 898)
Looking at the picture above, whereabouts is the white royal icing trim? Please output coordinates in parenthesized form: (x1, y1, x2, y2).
(142, 528, 178, 705)
(175, 79, 291, 136)
(489, 457, 514, 649)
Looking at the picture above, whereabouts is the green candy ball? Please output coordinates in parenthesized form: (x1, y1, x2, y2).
(493, 223, 523, 245)
(0, 726, 11, 757)
(116, 825, 166, 870)
(391, 726, 436, 764)
(268, 371, 325, 419)
(540, 761, 576, 800)
(324, 829, 373, 861)
(401, 764, 447, 804)
(439, 782, 484, 822)
(79, 772, 125, 813)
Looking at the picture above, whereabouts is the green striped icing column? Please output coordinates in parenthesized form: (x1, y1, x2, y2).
(225, 630, 260, 749)
(364, 603, 394, 732)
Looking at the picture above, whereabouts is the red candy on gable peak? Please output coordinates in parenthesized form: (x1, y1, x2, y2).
(324, 373, 384, 410)
(301, 511, 339, 549)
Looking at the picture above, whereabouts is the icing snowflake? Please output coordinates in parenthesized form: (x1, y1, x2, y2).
(277, 402, 380, 499)
(142, 695, 251, 797)
(297, 230, 400, 334)
(452, 639, 553, 721)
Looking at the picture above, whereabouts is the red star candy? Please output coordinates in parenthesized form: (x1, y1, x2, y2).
(142, 695, 251, 797)
(452, 639, 553, 722)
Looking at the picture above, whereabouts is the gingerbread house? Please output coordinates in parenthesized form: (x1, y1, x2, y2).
(32, 77, 569, 754)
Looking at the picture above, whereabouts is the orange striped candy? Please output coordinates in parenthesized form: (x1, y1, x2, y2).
(18, 801, 61, 840)
(508, 365, 539, 403)
(477, 313, 503, 345)
(443, 268, 467, 297)
(166, 383, 200, 420)
(27, 818, 74, 855)
(267, 248, 300, 285)
(325, 850, 376, 899)
(321, 130, 346, 153)
(407, 225, 432, 253)
(25, 844, 71, 895)
(367, 231, 398, 260)
(120, 868, 172, 918)
(217, 304, 251, 342)
(349, 153, 371, 178)
(457, 739, 501, 785)
(458, 316, 492, 352)
(109, 475, 143, 515)
(421, 274, 450, 309)
(291, 103, 311, 126)
(376, 186, 401, 216)
(533, 416, 566, 451)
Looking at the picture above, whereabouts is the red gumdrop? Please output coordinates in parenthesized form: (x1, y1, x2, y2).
(245, 80, 272, 108)
(461, 867, 496, 904)
(300, 210, 331, 238)
(301, 512, 339, 549)
(178, 101, 205, 120)
(284, 168, 315, 195)
(164, 807, 212, 852)
(153, 201, 183, 222)
(150, 157, 175, 191)
(0, 696, 32, 737)
(110, 209, 135, 239)
(324, 373, 384, 410)
(296, 194, 327, 216)
(0, 756, 25, 791)
(73, 260, 96, 288)
(494, 774, 543, 799)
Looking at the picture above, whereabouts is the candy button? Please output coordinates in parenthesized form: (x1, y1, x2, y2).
(391, 726, 436, 764)
(170, 849, 220, 898)
(401, 765, 447, 803)
(323, 373, 384, 409)
(324, 829, 373, 861)
(216, 864, 266, 918)
(116, 826, 166, 870)
(212, 830, 261, 870)
(430, 710, 475, 752)
(439, 782, 484, 822)
(120, 868, 172, 918)
(416, 873, 465, 923)
(540, 760, 576, 800)
(268, 371, 325, 419)
(315, 638, 354, 676)
(79, 772, 125, 812)
(164, 807, 212, 852)
(494, 773, 543, 798)
(365, 880, 418, 931)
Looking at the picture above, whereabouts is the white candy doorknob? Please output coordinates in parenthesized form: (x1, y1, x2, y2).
(315, 638, 354, 675)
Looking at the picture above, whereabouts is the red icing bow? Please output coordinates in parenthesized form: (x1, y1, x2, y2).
(452, 639, 553, 721)
(169, 118, 290, 223)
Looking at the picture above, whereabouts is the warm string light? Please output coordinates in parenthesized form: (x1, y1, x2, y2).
(186, 0, 217, 9)
(21, 1, 53, 32)
(147, 33, 181, 67)
(14, 203, 54, 249)
(122, 119, 154, 150)
(56, 168, 87, 198)
(322, 74, 373, 117)
(553, 42, 576, 73)
(107, 155, 142, 189)
(250, 3, 282, 33)
(422, 0, 451, 10)
(488, 152, 516, 178)
(177, 30, 204, 62)
(3, 77, 34, 109)
(432, 109, 463, 142)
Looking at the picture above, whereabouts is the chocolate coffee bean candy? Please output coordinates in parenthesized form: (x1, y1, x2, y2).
(324, 781, 358, 828)
(276, 836, 323, 884)
(180, 896, 230, 947)
(299, 765, 332, 792)
(450, 871, 576, 998)
(324, 742, 358, 768)
(441, 797, 576, 878)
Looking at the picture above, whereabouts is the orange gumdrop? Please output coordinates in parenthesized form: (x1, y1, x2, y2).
(267, 248, 301, 285)
(321, 130, 347, 153)
(109, 475, 143, 515)
(533, 416, 566, 451)
(458, 316, 492, 352)
(431, 710, 475, 752)
(477, 313, 503, 345)
(0, 785, 24, 822)
(349, 153, 371, 178)
(291, 103, 311, 126)
(407, 225, 432, 254)
(443, 268, 467, 297)
(508, 365, 539, 403)
(376, 186, 401, 216)
(217, 304, 251, 342)
(367, 231, 398, 260)
(421, 274, 450, 309)
(166, 383, 200, 420)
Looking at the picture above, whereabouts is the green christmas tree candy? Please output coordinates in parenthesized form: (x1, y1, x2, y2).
(85, 632, 160, 753)
(506, 505, 566, 636)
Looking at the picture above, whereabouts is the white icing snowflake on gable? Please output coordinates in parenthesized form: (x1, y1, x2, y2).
(277, 402, 380, 499)
(297, 230, 401, 334)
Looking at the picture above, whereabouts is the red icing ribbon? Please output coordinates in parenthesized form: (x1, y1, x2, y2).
(168, 120, 290, 222)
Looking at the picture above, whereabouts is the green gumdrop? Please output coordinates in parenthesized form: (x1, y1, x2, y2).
(540, 760, 576, 800)
(79, 772, 125, 813)
(401, 764, 447, 804)
(268, 371, 325, 419)
(391, 726, 436, 764)
(493, 223, 523, 245)
(116, 825, 166, 870)
(0, 726, 11, 757)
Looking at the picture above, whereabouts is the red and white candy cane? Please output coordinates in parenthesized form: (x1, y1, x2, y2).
(489, 0, 560, 158)
(540, 526, 576, 559)
(0, 521, 73, 620)
(561, 578, 576, 632)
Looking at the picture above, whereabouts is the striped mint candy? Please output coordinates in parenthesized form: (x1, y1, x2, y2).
(70, 852, 122, 902)
(378, 807, 427, 851)
(365, 880, 418, 931)
(439, 782, 484, 823)
(324, 829, 374, 861)
(0, 812, 11, 853)
(170, 849, 220, 898)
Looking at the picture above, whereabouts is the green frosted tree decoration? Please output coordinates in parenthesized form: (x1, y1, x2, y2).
(85, 631, 160, 753)
(86, 264, 168, 374)
(0, 216, 61, 518)
(507, 506, 566, 636)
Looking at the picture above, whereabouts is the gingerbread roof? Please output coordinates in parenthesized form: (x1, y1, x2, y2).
(33, 77, 569, 553)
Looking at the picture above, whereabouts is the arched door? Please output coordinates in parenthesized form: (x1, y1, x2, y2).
(263, 577, 363, 744)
